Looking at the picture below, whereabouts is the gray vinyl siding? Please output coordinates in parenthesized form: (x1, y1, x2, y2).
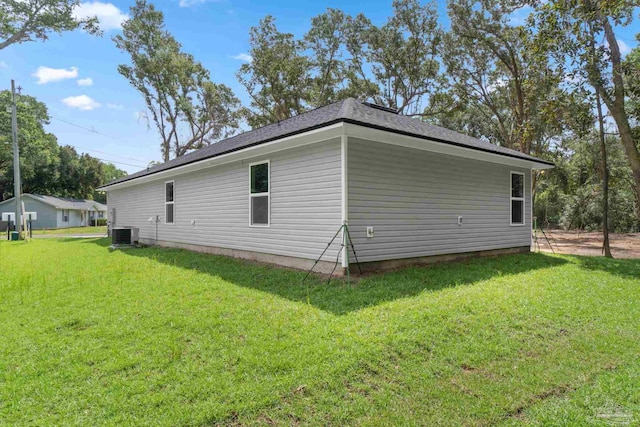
(347, 138, 531, 262)
(108, 139, 342, 261)
(0, 197, 58, 229)
(58, 209, 83, 228)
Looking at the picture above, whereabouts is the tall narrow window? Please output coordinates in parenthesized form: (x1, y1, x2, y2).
(250, 161, 269, 226)
(510, 172, 525, 226)
(62, 209, 69, 222)
(165, 181, 174, 224)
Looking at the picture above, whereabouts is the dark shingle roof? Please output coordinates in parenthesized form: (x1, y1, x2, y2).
(103, 98, 553, 187)
(0, 194, 107, 210)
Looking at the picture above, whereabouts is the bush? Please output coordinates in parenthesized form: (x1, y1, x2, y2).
(90, 218, 108, 226)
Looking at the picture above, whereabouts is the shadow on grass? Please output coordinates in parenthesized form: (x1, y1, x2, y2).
(76, 238, 566, 315)
(571, 255, 640, 280)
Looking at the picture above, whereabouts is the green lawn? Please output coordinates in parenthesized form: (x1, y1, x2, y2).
(1, 238, 639, 426)
(32, 226, 107, 235)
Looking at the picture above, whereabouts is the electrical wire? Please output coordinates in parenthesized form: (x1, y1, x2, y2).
(50, 116, 136, 146)
(49, 115, 152, 167)
(92, 157, 146, 169)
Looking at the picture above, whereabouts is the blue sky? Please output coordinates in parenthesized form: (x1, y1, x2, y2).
(0, 0, 637, 173)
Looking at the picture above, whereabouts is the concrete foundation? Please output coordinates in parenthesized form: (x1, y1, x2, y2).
(139, 238, 341, 275)
(350, 246, 532, 274)
(141, 239, 531, 276)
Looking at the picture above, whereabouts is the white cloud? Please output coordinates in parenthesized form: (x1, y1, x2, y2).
(77, 77, 93, 86)
(107, 103, 124, 110)
(32, 66, 78, 84)
(179, 0, 203, 6)
(62, 95, 101, 110)
(73, 2, 128, 31)
(178, 0, 222, 7)
(0, 61, 7, 69)
(232, 53, 253, 62)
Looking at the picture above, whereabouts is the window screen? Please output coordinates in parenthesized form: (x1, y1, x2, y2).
(166, 203, 174, 224)
(250, 162, 269, 226)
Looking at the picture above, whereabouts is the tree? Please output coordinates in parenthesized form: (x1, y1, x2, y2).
(304, 9, 354, 107)
(93, 163, 127, 203)
(351, 0, 445, 115)
(529, 0, 640, 227)
(237, 16, 312, 128)
(0, 90, 60, 199)
(623, 34, 640, 143)
(114, 0, 240, 162)
(443, 0, 590, 156)
(0, 0, 100, 50)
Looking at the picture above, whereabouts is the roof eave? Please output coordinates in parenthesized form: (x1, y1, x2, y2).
(99, 119, 553, 190)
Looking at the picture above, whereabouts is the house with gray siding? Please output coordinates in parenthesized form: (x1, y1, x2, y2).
(99, 99, 553, 272)
(0, 194, 107, 229)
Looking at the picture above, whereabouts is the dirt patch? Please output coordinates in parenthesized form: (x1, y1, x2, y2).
(533, 230, 640, 259)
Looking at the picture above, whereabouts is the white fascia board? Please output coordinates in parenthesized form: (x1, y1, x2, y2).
(343, 123, 554, 170)
(100, 123, 345, 191)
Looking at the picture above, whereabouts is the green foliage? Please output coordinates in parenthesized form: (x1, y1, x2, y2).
(528, 0, 640, 220)
(114, 0, 241, 161)
(0, 0, 100, 50)
(0, 90, 59, 198)
(535, 134, 638, 232)
(238, 0, 446, 126)
(1, 239, 639, 424)
(237, 16, 312, 128)
(0, 91, 127, 201)
(442, 0, 591, 155)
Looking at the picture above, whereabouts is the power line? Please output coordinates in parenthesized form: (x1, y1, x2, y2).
(49, 115, 151, 166)
(50, 115, 147, 154)
(92, 157, 146, 169)
(65, 144, 148, 166)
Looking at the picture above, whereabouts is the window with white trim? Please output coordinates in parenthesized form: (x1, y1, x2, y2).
(510, 172, 525, 225)
(62, 209, 69, 222)
(250, 161, 269, 226)
(165, 181, 174, 224)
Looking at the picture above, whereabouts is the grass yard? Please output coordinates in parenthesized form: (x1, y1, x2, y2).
(1, 238, 639, 426)
(32, 226, 107, 235)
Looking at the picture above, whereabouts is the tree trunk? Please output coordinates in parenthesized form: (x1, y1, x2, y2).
(596, 89, 612, 258)
(600, 18, 640, 230)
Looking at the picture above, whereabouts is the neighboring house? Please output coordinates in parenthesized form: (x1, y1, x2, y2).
(0, 194, 107, 229)
(100, 99, 553, 272)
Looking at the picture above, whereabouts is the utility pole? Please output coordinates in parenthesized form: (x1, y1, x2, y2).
(11, 80, 22, 239)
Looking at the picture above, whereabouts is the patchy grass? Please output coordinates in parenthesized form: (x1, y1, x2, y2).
(0, 238, 638, 426)
(32, 226, 107, 235)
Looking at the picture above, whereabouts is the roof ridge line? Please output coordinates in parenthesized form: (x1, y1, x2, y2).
(337, 98, 356, 119)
